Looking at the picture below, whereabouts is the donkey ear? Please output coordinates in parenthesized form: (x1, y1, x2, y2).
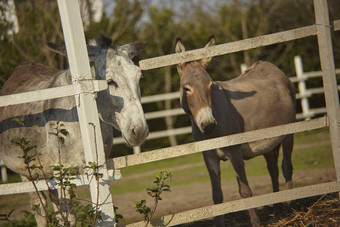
(200, 35, 216, 67)
(45, 42, 67, 56)
(174, 38, 187, 71)
(204, 35, 216, 48)
(174, 38, 186, 53)
(118, 41, 147, 59)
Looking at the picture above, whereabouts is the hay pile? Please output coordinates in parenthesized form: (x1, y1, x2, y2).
(268, 194, 340, 226)
(179, 194, 340, 226)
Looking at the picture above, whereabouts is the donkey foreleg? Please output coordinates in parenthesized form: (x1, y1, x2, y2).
(203, 150, 224, 226)
(227, 147, 260, 227)
(264, 146, 280, 193)
(203, 150, 223, 203)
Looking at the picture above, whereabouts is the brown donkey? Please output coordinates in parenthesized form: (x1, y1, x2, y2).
(174, 36, 296, 226)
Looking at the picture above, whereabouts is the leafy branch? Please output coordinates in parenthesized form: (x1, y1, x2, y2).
(135, 171, 172, 226)
(10, 116, 48, 224)
(9, 118, 123, 226)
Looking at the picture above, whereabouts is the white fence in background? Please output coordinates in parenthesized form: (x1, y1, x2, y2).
(1, 1, 340, 227)
(113, 56, 340, 153)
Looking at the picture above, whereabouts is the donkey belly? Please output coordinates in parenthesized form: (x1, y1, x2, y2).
(241, 136, 285, 160)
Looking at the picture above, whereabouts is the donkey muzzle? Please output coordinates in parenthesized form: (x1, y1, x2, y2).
(196, 107, 216, 135)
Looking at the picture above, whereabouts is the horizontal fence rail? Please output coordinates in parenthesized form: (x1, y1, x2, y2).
(127, 181, 340, 227)
(0, 80, 108, 107)
(0, 170, 122, 196)
(109, 117, 328, 170)
(139, 25, 317, 70)
(140, 19, 339, 70)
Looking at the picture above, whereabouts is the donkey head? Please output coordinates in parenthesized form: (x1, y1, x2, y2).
(46, 36, 149, 147)
(174, 36, 217, 135)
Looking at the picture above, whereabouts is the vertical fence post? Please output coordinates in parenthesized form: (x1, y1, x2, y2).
(240, 63, 247, 74)
(294, 56, 312, 120)
(0, 160, 7, 183)
(57, 0, 115, 226)
(314, 0, 340, 181)
(133, 146, 141, 154)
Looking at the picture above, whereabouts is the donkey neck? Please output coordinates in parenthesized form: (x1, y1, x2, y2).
(209, 82, 245, 137)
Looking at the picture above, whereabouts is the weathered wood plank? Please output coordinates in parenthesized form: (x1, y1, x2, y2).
(139, 25, 317, 70)
(0, 169, 121, 196)
(57, 0, 116, 225)
(0, 170, 122, 196)
(127, 181, 340, 227)
(0, 80, 108, 107)
(314, 0, 340, 181)
(108, 117, 328, 170)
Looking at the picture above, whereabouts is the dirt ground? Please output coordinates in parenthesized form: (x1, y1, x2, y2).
(114, 167, 337, 226)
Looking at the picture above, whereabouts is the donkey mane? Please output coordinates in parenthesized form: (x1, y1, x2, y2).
(89, 35, 115, 48)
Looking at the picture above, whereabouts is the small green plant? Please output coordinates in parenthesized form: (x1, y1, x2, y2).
(11, 116, 41, 180)
(10, 116, 50, 224)
(114, 205, 123, 223)
(134, 171, 172, 226)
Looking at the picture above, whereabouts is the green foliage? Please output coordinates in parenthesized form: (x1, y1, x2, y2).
(134, 199, 151, 223)
(48, 120, 69, 145)
(51, 165, 77, 189)
(146, 171, 172, 200)
(11, 116, 25, 127)
(0, 0, 64, 81)
(113, 205, 123, 224)
(0, 210, 36, 227)
(74, 204, 102, 227)
(10, 117, 41, 179)
(134, 171, 172, 226)
(85, 162, 104, 181)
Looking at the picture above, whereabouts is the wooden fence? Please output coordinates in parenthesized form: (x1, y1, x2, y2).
(2, 56, 338, 181)
(0, 1, 340, 227)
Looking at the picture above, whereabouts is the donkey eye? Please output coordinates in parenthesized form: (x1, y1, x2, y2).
(107, 80, 118, 88)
